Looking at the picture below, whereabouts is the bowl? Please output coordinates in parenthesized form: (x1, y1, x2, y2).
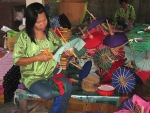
(97, 84, 115, 96)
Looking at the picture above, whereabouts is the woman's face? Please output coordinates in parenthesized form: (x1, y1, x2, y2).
(121, 2, 127, 10)
(34, 12, 48, 32)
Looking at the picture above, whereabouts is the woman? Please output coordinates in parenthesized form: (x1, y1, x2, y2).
(114, 0, 136, 31)
(13, 2, 73, 113)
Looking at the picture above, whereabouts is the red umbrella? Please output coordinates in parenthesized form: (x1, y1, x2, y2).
(102, 58, 127, 83)
(135, 70, 150, 83)
(83, 28, 105, 49)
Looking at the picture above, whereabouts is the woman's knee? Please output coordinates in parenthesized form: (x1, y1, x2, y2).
(41, 91, 53, 100)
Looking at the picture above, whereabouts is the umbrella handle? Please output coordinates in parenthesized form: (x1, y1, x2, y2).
(106, 19, 114, 35)
(105, 54, 115, 63)
(98, 25, 107, 35)
(141, 106, 144, 113)
(86, 10, 96, 20)
(86, 30, 93, 39)
(70, 48, 81, 63)
(56, 28, 67, 43)
(145, 50, 149, 60)
(69, 61, 82, 70)
(79, 27, 85, 36)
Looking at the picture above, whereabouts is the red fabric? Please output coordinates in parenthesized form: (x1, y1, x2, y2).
(53, 73, 72, 95)
(53, 73, 65, 95)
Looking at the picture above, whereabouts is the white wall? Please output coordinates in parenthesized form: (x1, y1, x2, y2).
(26, 0, 45, 7)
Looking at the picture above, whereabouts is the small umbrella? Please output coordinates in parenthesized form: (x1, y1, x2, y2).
(112, 67, 136, 94)
(133, 50, 150, 71)
(110, 45, 125, 60)
(102, 58, 127, 83)
(118, 95, 149, 113)
(103, 32, 128, 48)
(103, 20, 128, 48)
(129, 39, 150, 51)
(118, 97, 134, 111)
(93, 48, 116, 70)
(79, 60, 92, 81)
(70, 60, 92, 81)
(118, 96, 142, 113)
(135, 70, 150, 83)
(86, 10, 107, 31)
(83, 29, 105, 49)
(123, 46, 134, 63)
(88, 16, 107, 30)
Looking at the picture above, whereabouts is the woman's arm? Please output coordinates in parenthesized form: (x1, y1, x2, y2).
(15, 52, 52, 66)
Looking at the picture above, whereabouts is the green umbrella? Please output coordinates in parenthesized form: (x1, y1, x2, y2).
(133, 50, 150, 71)
(93, 48, 116, 70)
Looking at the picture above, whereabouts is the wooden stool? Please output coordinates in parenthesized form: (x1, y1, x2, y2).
(14, 89, 52, 113)
(18, 97, 52, 113)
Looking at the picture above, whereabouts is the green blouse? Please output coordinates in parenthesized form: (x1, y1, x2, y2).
(13, 30, 64, 89)
(114, 4, 136, 22)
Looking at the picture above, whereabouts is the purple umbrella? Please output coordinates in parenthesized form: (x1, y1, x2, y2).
(118, 97, 134, 111)
(103, 32, 128, 48)
(118, 96, 143, 113)
(88, 16, 107, 30)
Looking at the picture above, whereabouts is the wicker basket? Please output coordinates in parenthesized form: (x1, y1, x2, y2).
(59, 57, 69, 70)
(82, 74, 100, 92)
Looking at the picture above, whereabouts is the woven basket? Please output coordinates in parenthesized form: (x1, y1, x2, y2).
(59, 57, 69, 70)
(82, 74, 100, 92)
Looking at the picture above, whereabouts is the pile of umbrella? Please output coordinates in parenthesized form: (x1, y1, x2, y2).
(49, 10, 150, 95)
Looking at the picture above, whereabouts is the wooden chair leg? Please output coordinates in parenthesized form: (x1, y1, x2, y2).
(19, 99, 28, 113)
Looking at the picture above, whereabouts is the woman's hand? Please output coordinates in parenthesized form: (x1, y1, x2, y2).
(62, 50, 73, 58)
(36, 52, 52, 62)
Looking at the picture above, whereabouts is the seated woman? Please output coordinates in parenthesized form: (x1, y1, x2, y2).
(114, 0, 136, 31)
(13, 2, 77, 113)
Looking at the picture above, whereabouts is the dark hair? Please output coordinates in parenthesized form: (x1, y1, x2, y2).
(25, 2, 50, 43)
(119, 0, 128, 4)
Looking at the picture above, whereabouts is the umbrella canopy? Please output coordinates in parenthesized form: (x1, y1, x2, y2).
(129, 39, 150, 51)
(93, 48, 116, 70)
(118, 97, 134, 111)
(135, 70, 150, 83)
(103, 32, 128, 48)
(110, 45, 125, 60)
(133, 50, 150, 71)
(112, 67, 136, 94)
(118, 94, 150, 113)
(102, 58, 126, 83)
(88, 16, 107, 30)
(84, 29, 105, 49)
(123, 46, 134, 63)
(79, 60, 92, 81)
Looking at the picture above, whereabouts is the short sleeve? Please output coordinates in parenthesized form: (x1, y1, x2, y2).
(13, 32, 28, 64)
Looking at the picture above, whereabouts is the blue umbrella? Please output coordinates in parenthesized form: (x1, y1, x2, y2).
(79, 60, 92, 81)
(112, 67, 136, 94)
